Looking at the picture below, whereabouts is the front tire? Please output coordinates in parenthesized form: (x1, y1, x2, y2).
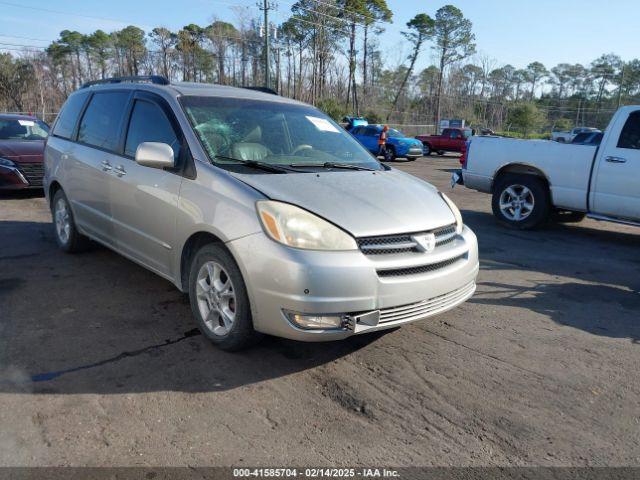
(188, 243, 261, 351)
(51, 189, 90, 253)
(492, 174, 550, 230)
(422, 143, 431, 156)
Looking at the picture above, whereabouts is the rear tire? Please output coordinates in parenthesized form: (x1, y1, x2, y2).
(437, 150, 445, 156)
(188, 243, 261, 351)
(492, 174, 550, 230)
(51, 189, 90, 253)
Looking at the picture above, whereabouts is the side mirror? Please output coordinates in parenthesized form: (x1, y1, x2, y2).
(135, 142, 175, 169)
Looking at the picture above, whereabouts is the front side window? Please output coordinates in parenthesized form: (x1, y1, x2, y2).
(52, 92, 88, 139)
(0, 118, 49, 140)
(617, 111, 640, 150)
(77, 92, 130, 152)
(181, 96, 381, 171)
(364, 126, 379, 137)
(125, 100, 180, 160)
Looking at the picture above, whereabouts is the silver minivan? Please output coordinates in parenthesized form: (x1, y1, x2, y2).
(45, 76, 479, 350)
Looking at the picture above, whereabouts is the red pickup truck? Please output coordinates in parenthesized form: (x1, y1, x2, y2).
(416, 127, 472, 156)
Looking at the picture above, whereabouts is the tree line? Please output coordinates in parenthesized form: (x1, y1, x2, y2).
(0, 1, 639, 135)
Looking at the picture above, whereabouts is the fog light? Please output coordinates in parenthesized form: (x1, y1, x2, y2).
(285, 311, 346, 330)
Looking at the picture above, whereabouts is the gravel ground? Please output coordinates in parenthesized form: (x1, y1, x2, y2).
(1, 155, 639, 467)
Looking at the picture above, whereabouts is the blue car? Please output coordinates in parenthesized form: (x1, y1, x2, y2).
(349, 124, 424, 161)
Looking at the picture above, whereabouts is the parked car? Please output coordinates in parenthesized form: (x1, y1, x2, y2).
(45, 76, 479, 350)
(571, 131, 603, 146)
(0, 114, 49, 191)
(551, 127, 600, 143)
(350, 124, 424, 161)
(342, 116, 368, 131)
(416, 127, 472, 156)
(455, 105, 640, 229)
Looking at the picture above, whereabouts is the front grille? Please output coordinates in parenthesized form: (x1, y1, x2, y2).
(377, 254, 466, 278)
(18, 163, 44, 186)
(378, 281, 476, 324)
(357, 224, 457, 255)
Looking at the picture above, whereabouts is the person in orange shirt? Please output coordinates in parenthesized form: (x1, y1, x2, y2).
(378, 125, 389, 160)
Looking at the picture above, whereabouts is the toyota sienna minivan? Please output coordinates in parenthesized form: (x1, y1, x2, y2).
(45, 76, 479, 350)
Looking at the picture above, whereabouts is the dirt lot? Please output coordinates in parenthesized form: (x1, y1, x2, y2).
(1, 155, 639, 467)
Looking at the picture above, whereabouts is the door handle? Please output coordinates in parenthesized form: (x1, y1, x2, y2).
(605, 156, 627, 164)
(101, 160, 112, 171)
(114, 165, 126, 177)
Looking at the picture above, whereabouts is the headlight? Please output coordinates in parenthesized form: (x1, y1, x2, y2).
(257, 200, 358, 251)
(440, 192, 464, 235)
(0, 157, 15, 167)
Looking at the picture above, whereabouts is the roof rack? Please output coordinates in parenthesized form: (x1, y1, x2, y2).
(242, 86, 278, 96)
(80, 75, 170, 89)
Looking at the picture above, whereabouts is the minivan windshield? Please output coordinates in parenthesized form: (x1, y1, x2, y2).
(181, 96, 383, 172)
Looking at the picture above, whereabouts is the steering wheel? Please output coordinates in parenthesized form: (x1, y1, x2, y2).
(292, 144, 313, 155)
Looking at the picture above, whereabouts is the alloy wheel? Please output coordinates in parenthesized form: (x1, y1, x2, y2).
(195, 261, 237, 336)
(499, 184, 535, 221)
(54, 197, 71, 244)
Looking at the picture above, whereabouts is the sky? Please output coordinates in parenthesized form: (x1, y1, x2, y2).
(0, 0, 638, 71)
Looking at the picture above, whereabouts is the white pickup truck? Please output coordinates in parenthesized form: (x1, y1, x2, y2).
(457, 106, 640, 229)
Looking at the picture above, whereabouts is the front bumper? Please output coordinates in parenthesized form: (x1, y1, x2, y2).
(227, 225, 479, 341)
(0, 164, 43, 190)
(402, 146, 425, 158)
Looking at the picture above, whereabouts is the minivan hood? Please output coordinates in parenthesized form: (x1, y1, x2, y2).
(232, 169, 455, 237)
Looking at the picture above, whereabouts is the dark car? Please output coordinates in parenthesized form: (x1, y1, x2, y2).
(0, 114, 49, 190)
(571, 131, 603, 146)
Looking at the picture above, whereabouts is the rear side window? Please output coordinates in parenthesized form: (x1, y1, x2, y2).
(617, 111, 640, 150)
(52, 92, 88, 139)
(124, 100, 180, 160)
(78, 92, 130, 152)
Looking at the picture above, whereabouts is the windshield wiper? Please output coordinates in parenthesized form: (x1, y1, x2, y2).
(289, 162, 376, 171)
(213, 155, 295, 174)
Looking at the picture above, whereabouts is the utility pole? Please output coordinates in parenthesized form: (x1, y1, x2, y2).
(617, 64, 626, 109)
(258, 0, 275, 90)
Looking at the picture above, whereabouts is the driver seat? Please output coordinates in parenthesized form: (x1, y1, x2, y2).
(232, 126, 271, 161)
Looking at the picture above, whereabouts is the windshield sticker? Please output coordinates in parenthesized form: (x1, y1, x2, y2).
(305, 116, 340, 133)
(18, 120, 35, 126)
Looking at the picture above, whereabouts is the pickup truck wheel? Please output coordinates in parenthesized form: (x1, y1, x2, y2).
(437, 150, 445, 156)
(51, 189, 91, 253)
(492, 174, 550, 230)
(422, 143, 431, 156)
(189, 244, 262, 351)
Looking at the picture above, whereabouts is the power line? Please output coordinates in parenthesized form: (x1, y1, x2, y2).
(0, 34, 50, 43)
(307, 0, 378, 23)
(0, 1, 133, 25)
